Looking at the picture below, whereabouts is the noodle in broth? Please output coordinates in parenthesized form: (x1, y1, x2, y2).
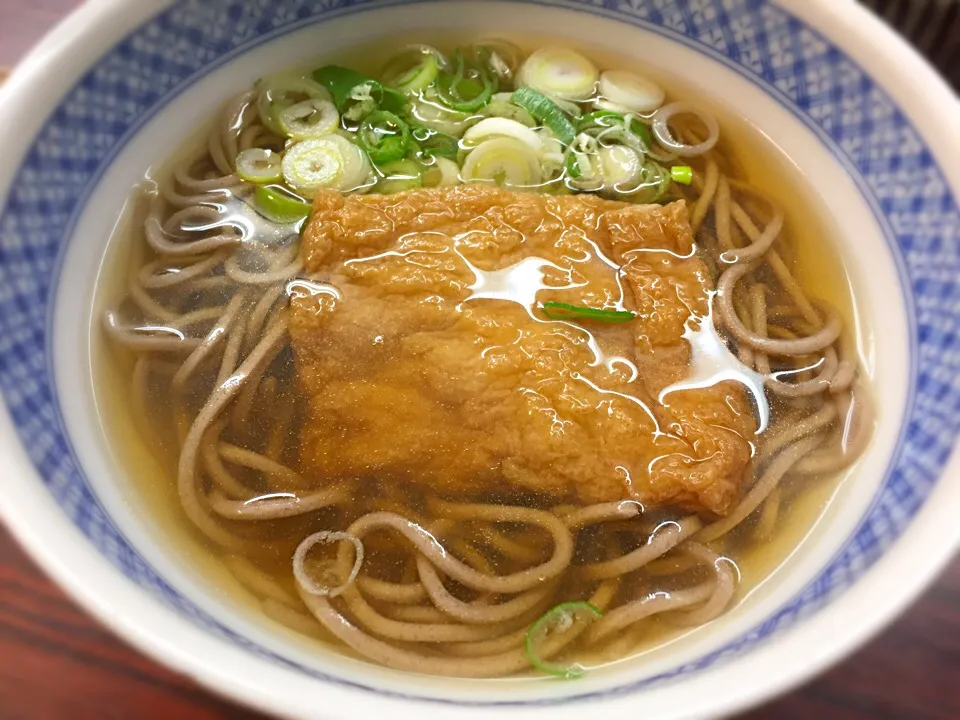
(96, 38, 873, 678)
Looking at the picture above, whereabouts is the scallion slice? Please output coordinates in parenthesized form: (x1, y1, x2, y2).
(423, 157, 461, 187)
(376, 158, 423, 194)
(281, 135, 370, 197)
(541, 302, 636, 324)
(461, 137, 543, 187)
(256, 76, 332, 136)
(358, 110, 412, 165)
(462, 117, 544, 154)
(278, 98, 339, 139)
(511, 87, 576, 146)
(436, 51, 497, 112)
(483, 101, 537, 127)
(578, 110, 652, 148)
(671, 165, 694, 185)
(627, 116, 653, 146)
(599, 70, 666, 113)
(383, 47, 442, 95)
(412, 126, 459, 158)
(235, 148, 283, 184)
(518, 47, 598, 102)
(525, 602, 602, 679)
(630, 160, 673, 203)
(577, 109, 623, 132)
(313, 65, 405, 118)
(254, 185, 312, 224)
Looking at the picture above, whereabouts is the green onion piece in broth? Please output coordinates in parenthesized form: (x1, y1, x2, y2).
(671, 165, 694, 185)
(525, 602, 603, 679)
(376, 158, 423, 194)
(254, 185, 312, 224)
(511, 87, 576, 146)
(541, 302, 636, 324)
(313, 65, 405, 117)
(257, 76, 332, 136)
(412, 126, 459, 158)
(628, 160, 672, 203)
(577, 110, 623, 132)
(483, 101, 537, 127)
(578, 111, 652, 149)
(627, 116, 653, 146)
(281, 135, 371, 196)
(278, 98, 339, 139)
(236, 148, 283, 183)
(383, 47, 442, 95)
(359, 110, 412, 164)
(436, 51, 497, 112)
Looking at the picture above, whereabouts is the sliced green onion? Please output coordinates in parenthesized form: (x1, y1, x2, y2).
(525, 602, 603, 679)
(235, 148, 283, 184)
(382, 46, 443, 94)
(542, 302, 636, 324)
(461, 137, 542, 187)
(462, 117, 543, 154)
(423, 157, 461, 187)
(410, 95, 475, 136)
(547, 95, 584, 119)
(511, 87, 576, 146)
(412, 126, 459, 158)
(577, 110, 623, 132)
(437, 75, 495, 112)
(358, 110, 412, 165)
(399, 53, 439, 94)
(628, 160, 673, 203)
(313, 65, 405, 118)
(578, 110, 652, 149)
(671, 165, 694, 185)
(254, 185, 312, 224)
(257, 76, 332, 136)
(483, 101, 537, 127)
(376, 159, 423, 194)
(278, 98, 339, 139)
(281, 135, 371, 197)
(599, 144, 643, 195)
(538, 128, 567, 176)
(468, 39, 525, 81)
(564, 134, 604, 192)
(518, 47, 598, 102)
(565, 152, 583, 179)
(599, 70, 665, 113)
(436, 51, 497, 112)
(627, 116, 653, 146)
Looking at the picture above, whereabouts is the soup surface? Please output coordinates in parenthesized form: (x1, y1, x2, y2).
(94, 36, 873, 678)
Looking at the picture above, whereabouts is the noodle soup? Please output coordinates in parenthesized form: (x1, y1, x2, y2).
(94, 36, 873, 678)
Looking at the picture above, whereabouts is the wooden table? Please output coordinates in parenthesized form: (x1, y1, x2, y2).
(1, 2, 959, 718)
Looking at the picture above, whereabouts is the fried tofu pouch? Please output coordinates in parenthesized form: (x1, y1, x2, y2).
(289, 186, 755, 515)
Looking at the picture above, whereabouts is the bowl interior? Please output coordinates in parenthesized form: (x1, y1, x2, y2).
(1, 0, 959, 718)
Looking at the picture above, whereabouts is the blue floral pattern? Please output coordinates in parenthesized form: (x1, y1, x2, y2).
(1, 0, 958, 705)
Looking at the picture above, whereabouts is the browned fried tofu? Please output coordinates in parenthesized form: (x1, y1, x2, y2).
(289, 185, 755, 516)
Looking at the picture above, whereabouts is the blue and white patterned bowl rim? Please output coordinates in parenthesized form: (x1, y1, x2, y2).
(0, 0, 958, 708)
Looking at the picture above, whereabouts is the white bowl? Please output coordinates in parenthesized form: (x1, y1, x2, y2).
(1, 1, 959, 718)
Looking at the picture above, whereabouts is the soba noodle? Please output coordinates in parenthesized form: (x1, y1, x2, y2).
(97, 39, 872, 678)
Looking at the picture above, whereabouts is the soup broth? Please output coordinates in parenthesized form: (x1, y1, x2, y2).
(93, 35, 872, 678)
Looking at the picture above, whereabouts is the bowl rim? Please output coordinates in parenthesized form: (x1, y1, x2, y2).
(1, 0, 959, 718)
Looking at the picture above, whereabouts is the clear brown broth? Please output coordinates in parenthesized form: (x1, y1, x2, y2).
(92, 34, 867, 672)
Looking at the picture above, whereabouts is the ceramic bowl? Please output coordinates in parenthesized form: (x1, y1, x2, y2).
(0, 1, 959, 718)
